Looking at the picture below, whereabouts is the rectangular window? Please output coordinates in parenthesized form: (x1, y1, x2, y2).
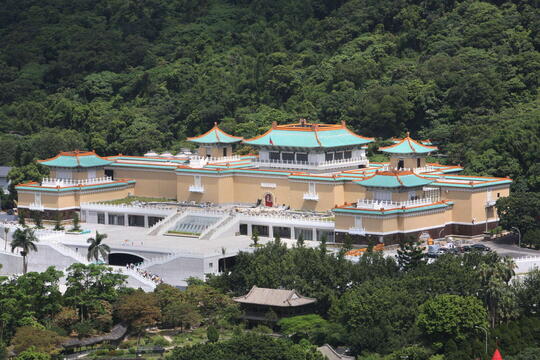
(87, 168, 96, 179)
(273, 226, 291, 239)
(269, 152, 280, 161)
(108, 214, 125, 225)
(252, 225, 269, 237)
(335, 151, 344, 160)
(294, 228, 313, 241)
(344, 151, 352, 159)
(296, 153, 308, 162)
(239, 224, 248, 235)
(56, 169, 72, 179)
(282, 152, 294, 161)
(105, 169, 114, 179)
(34, 193, 41, 205)
(408, 191, 418, 200)
(317, 230, 335, 242)
(354, 216, 363, 228)
(128, 215, 145, 227)
(308, 182, 316, 194)
(194, 175, 202, 187)
(325, 152, 334, 161)
(97, 213, 105, 224)
(374, 191, 392, 201)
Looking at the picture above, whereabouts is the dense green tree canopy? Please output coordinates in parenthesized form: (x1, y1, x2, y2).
(0, 0, 538, 204)
(417, 294, 488, 342)
(167, 332, 324, 360)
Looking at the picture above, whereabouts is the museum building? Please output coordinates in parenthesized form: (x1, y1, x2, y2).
(15, 120, 511, 243)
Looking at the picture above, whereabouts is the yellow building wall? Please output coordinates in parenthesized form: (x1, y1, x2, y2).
(231, 175, 292, 206)
(335, 207, 452, 234)
(113, 168, 177, 199)
(18, 184, 135, 209)
(17, 192, 34, 207)
(389, 157, 426, 170)
(343, 183, 366, 206)
(79, 186, 135, 204)
(441, 188, 472, 223)
(175, 173, 345, 211)
(49, 168, 105, 180)
(442, 185, 510, 224)
(197, 145, 233, 158)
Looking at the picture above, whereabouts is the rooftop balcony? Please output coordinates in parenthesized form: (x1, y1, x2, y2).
(41, 176, 114, 187)
(189, 155, 242, 168)
(189, 185, 205, 193)
(303, 192, 319, 201)
(256, 157, 369, 170)
(355, 196, 440, 210)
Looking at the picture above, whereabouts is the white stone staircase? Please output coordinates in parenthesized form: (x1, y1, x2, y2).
(110, 266, 157, 291)
(199, 214, 238, 240)
(147, 210, 186, 236)
(199, 214, 235, 240)
(35, 230, 90, 265)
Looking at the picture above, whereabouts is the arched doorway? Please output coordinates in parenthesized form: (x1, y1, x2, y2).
(108, 253, 145, 266)
(264, 193, 273, 207)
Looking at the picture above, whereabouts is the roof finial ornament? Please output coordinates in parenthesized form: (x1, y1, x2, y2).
(406, 131, 410, 138)
(272, 121, 277, 129)
(214, 122, 218, 126)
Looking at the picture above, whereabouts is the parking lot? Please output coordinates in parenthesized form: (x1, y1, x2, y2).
(486, 234, 540, 259)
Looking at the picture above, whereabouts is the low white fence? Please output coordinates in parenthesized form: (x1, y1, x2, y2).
(255, 157, 369, 170)
(41, 177, 113, 187)
(356, 197, 440, 210)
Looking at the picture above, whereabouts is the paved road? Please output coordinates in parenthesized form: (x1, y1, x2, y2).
(486, 234, 540, 258)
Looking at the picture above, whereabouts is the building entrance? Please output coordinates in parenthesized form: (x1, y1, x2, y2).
(108, 253, 144, 266)
(264, 193, 273, 207)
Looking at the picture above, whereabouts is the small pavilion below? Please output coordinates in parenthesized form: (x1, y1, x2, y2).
(233, 286, 316, 324)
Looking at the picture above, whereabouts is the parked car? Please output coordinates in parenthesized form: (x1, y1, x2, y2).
(437, 247, 459, 256)
(458, 245, 472, 252)
(471, 243, 492, 252)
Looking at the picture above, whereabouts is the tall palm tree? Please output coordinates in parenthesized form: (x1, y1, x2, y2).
(10, 227, 39, 274)
(87, 231, 110, 263)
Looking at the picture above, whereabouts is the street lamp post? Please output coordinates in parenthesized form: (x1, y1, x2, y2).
(475, 325, 488, 356)
(438, 228, 445, 240)
(3, 226, 8, 252)
(511, 227, 521, 248)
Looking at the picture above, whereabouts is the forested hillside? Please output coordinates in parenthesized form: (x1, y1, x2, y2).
(0, 0, 539, 193)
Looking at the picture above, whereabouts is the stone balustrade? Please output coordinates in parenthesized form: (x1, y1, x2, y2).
(356, 197, 440, 210)
(41, 176, 114, 187)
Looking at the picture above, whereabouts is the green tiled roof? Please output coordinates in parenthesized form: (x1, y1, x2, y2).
(421, 174, 512, 188)
(188, 124, 243, 144)
(39, 151, 113, 168)
(355, 171, 434, 188)
(16, 180, 135, 192)
(381, 136, 437, 155)
(244, 123, 373, 148)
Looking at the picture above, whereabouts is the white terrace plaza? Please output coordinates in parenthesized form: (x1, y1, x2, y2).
(4, 119, 513, 287)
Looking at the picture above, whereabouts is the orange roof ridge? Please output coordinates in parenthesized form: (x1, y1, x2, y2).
(37, 150, 107, 163)
(187, 123, 243, 141)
